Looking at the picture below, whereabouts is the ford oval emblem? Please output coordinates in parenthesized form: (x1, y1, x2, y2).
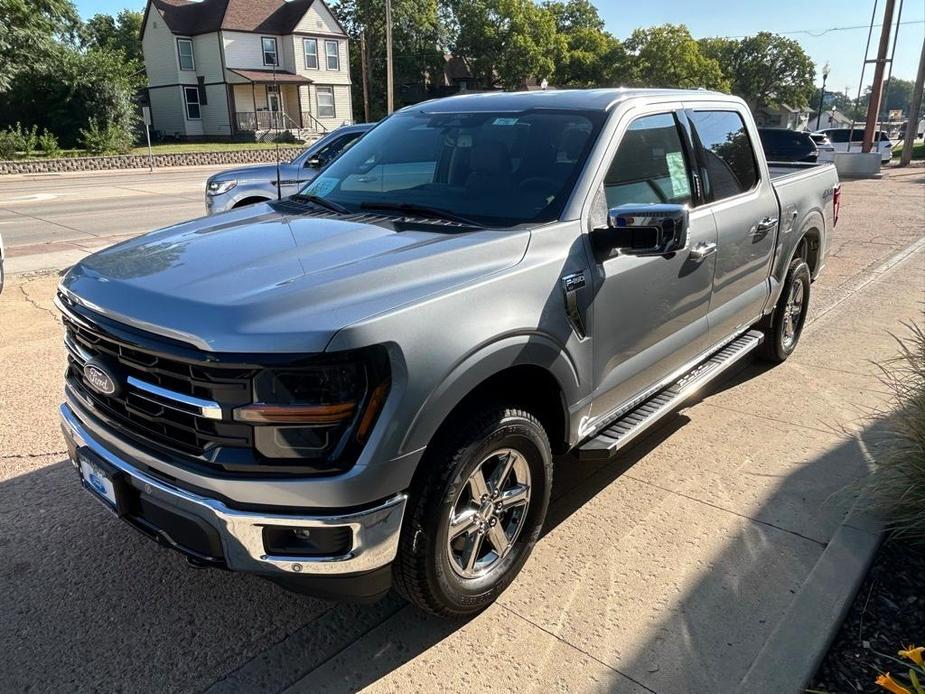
(83, 360, 119, 397)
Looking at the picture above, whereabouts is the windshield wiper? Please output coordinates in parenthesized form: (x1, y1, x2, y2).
(359, 201, 481, 227)
(290, 193, 352, 214)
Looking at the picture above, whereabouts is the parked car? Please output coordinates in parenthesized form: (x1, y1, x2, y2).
(817, 127, 893, 163)
(808, 132, 836, 162)
(757, 127, 819, 163)
(0, 231, 5, 294)
(205, 123, 374, 215)
(57, 89, 840, 616)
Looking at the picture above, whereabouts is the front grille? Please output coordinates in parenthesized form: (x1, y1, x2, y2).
(59, 292, 256, 464)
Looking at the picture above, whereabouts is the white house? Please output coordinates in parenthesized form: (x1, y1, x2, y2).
(141, 0, 354, 140)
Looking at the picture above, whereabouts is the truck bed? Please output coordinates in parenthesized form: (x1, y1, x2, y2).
(768, 160, 835, 183)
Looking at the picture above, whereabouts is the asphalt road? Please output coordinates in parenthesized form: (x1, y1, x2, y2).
(0, 165, 923, 693)
(0, 165, 226, 250)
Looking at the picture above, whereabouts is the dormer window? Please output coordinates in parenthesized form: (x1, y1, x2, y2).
(261, 37, 279, 66)
(177, 38, 194, 70)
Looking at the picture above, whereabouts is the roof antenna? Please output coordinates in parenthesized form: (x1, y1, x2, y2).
(273, 59, 281, 200)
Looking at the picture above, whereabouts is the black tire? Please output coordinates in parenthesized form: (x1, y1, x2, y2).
(393, 406, 552, 617)
(757, 257, 811, 363)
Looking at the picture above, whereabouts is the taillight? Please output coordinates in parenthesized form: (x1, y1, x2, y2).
(832, 184, 841, 227)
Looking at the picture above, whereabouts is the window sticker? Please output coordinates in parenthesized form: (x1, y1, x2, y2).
(306, 176, 339, 196)
(492, 117, 518, 126)
(665, 151, 690, 197)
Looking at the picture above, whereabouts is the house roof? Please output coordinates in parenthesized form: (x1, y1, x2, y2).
(227, 68, 313, 84)
(144, 0, 345, 37)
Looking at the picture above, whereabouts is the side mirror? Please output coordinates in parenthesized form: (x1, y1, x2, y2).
(305, 156, 323, 168)
(591, 204, 690, 260)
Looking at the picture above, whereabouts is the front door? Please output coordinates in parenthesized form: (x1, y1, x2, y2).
(588, 110, 718, 424)
(267, 88, 282, 129)
(686, 108, 778, 340)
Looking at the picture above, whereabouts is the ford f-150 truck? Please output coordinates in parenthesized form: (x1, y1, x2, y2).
(57, 89, 840, 616)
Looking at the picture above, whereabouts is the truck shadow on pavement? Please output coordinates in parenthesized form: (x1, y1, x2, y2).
(0, 360, 891, 694)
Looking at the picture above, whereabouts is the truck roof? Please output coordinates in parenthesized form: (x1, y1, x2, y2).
(402, 88, 726, 114)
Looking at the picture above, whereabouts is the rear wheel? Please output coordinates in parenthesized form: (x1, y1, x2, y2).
(758, 257, 811, 363)
(393, 406, 552, 616)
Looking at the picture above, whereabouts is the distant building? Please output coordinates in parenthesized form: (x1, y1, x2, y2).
(140, 0, 353, 140)
(754, 103, 812, 131)
(809, 109, 854, 131)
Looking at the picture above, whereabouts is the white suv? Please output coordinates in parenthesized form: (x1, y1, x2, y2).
(817, 128, 893, 163)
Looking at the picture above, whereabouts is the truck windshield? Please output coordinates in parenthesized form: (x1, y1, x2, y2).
(297, 109, 603, 227)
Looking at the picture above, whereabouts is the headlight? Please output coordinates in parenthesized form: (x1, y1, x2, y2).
(207, 179, 238, 196)
(233, 347, 390, 464)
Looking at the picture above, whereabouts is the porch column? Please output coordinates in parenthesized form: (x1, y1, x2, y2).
(251, 82, 257, 129)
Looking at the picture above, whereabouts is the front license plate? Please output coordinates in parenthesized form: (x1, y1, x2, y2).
(79, 452, 120, 510)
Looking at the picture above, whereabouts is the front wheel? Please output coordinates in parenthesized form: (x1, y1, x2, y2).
(393, 406, 552, 617)
(758, 257, 811, 363)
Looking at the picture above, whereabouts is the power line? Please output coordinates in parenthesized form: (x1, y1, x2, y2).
(718, 18, 924, 39)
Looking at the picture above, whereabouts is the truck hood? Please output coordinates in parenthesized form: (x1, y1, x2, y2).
(210, 162, 302, 183)
(61, 204, 529, 353)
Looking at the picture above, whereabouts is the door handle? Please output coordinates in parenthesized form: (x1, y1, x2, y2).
(754, 217, 778, 232)
(689, 242, 717, 261)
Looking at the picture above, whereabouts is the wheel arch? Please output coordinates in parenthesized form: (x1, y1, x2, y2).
(401, 334, 579, 458)
(233, 196, 272, 209)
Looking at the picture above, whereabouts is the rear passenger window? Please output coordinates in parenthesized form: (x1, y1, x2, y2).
(603, 113, 692, 208)
(689, 110, 759, 201)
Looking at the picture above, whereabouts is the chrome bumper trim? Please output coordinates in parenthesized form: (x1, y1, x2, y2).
(60, 403, 407, 576)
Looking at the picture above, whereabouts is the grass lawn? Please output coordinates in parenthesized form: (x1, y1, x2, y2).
(892, 140, 925, 159)
(129, 141, 301, 155)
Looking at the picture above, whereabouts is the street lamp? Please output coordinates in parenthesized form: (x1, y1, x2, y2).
(815, 62, 831, 131)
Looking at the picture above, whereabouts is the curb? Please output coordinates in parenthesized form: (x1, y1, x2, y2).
(736, 504, 883, 693)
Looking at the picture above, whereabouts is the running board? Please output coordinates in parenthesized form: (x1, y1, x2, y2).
(577, 330, 764, 461)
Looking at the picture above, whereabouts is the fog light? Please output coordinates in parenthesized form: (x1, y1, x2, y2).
(262, 525, 352, 557)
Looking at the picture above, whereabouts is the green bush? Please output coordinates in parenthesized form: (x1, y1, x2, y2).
(865, 318, 925, 544)
(0, 122, 38, 159)
(79, 119, 133, 155)
(38, 129, 61, 158)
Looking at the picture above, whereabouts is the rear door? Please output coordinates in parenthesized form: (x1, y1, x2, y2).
(686, 107, 779, 341)
(586, 106, 718, 421)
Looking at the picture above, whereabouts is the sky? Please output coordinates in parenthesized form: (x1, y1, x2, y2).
(76, 0, 925, 97)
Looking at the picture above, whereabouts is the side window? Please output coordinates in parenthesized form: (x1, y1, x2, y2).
(603, 113, 692, 208)
(303, 38, 318, 69)
(183, 86, 201, 120)
(261, 37, 278, 66)
(688, 110, 759, 201)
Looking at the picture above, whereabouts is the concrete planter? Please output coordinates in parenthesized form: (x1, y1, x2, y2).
(0, 147, 306, 176)
(833, 151, 882, 178)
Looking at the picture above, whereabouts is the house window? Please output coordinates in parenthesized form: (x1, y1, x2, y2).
(184, 86, 201, 120)
(316, 86, 335, 118)
(177, 38, 194, 71)
(262, 37, 279, 66)
(303, 38, 318, 69)
(324, 40, 339, 70)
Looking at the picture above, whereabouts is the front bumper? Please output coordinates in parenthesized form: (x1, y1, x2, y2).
(60, 403, 407, 579)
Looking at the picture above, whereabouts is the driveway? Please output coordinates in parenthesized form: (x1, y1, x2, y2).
(0, 166, 923, 693)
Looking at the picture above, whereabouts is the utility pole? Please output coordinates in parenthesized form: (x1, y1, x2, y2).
(385, 0, 394, 114)
(862, 0, 896, 153)
(360, 31, 370, 122)
(899, 36, 925, 166)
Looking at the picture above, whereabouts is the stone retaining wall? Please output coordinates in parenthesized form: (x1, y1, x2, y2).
(0, 147, 306, 175)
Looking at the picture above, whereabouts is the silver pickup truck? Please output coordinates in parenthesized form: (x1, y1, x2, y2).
(57, 89, 840, 616)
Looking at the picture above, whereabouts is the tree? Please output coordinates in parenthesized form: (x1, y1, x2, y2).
(81, 9, 143, 63)
(701, 32, 815, 111)
(450, 0, 559, 90)
(332, 0, 446, 120)
(544, 0, 627, 88)
(0, 0, 79, 91)
(625, 24, 728, 91)
(0, 44, 143, 148)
